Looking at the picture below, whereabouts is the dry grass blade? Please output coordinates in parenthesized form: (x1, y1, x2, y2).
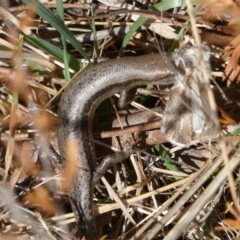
(164, 145, 240, 240)
(101, 176, 136, 225)
(221, 35, 240, 86)
(1, 0, 240, 239)
(198, 0, 240, 85)
(0, 5, 32, 35)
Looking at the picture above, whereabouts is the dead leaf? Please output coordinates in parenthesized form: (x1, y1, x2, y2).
(220, 35, 240, 85)
(197, 0, 240, 22)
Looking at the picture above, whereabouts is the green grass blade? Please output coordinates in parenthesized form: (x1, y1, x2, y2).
(21, 0, 91, 63)
(119, 0, 198, 55)
(56, 0, 70, 81)
(91, 7, 100, 61)
(154, 144, 182, 181)
(24, 35, 81, 72)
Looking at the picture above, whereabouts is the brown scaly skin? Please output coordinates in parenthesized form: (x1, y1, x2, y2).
(58, 53, 176, 239)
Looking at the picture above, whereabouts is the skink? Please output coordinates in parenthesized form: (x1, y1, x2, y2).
(57, 53, 176, 239)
